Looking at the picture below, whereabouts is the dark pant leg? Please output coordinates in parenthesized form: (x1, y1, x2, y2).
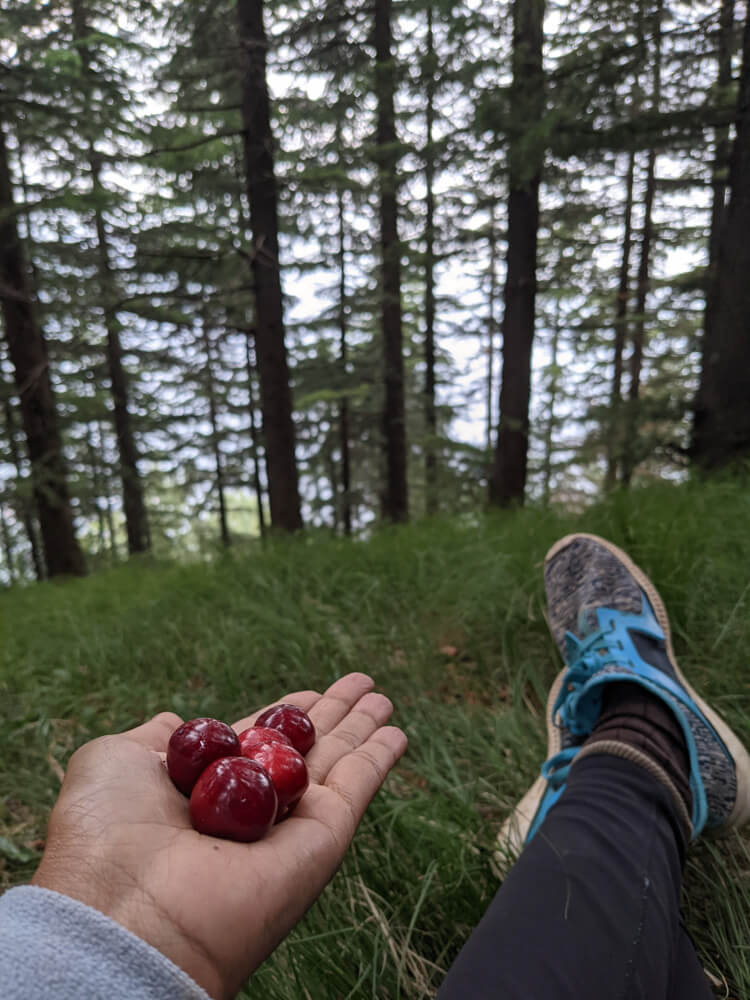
(667, 928, 714, 1000)
(437, 755, 713, 1000)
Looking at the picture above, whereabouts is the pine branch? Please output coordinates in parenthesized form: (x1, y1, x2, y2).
(141, 128, 243, 157)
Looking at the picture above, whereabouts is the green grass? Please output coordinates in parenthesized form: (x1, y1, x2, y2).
(2, 478, 750, 997)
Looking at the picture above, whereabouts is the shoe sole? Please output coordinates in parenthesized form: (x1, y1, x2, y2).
(496, 533, 750, 865)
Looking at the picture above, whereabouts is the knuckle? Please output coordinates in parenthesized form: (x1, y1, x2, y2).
(355, 747, 386, 782)
(327, 779, 357, 823)
(152, 711, 183, 731)
(283, 690, 320, 706)
(331, 728, 361, 751)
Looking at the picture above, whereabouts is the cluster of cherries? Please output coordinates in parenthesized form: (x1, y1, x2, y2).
(166, 704, 316, 842)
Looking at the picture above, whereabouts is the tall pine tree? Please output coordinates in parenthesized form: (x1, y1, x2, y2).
(490, 0, 545, 506)
(237, 0, 302, 531)
(0, 123, 86, 576)
(375, 0, 408, 522)
(692, 1, 750, 469)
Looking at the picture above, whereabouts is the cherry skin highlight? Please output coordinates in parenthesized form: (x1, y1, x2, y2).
(241, 738, 309, 819)
(189, 757, 278, 842)
(167, 718, 241, 796)
(237, 725, 292, 756)
(254, 704, 316, 755)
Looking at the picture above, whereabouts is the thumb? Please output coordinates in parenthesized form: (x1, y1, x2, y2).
(122, 711, 184, 752)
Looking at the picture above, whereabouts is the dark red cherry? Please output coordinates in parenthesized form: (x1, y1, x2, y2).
(167, 717, 241, 796)
(254, 704, 315, 755)
(189, 757, 277, 842)
(241, 738, 309, 819)
(237, 726, 292, 756)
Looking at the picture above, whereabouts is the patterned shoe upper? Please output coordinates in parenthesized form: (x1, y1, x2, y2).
(544, 536, 737, 837)
(545, 536, 643, 654)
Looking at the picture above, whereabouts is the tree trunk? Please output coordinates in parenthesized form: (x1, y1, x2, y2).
(335, 113, 352, 537)
(97, 422, 118, 559)
(423, 6, 438, 515)
(375, 0, 408, 522)
(3, 391, 45, 579)
(237, 0, 302, 532)
(707, 0, 736, 274)
(0, 501, 17, 584)
(327, 404, 339, 534)
(244, 334, 267, 540)
(71, 0, 150, 555)
(94, 189, 150, 554)
(0, 122, 85, 577)
(201, 321, 230, 548)
(232, 143, 268, 542)
(86, 424, 107, 554)
(621, 151, 656, 487)
(621, 1, 663, 487)
(8, 149, 46, 581)
(605, 150, 636, 489)
(542, 297, 561, 507)
(489, 0, 545, 507)
(15, 134, 40, 290)
(692, 0, 750, 469)
(486, 200, 498, 458)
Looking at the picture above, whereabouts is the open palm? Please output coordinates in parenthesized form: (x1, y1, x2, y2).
(32, 673, 407, 999)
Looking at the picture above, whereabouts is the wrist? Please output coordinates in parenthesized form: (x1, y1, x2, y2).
(2, 885, 214, 1000)
(32, 852, 226, 1000)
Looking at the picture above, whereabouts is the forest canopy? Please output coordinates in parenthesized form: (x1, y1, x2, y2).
(1, 0, 749, 581)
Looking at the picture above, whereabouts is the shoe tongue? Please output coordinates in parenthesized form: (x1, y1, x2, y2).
(577, 607, 600, 637)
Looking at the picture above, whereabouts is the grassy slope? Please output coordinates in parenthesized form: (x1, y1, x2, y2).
(1, 480, 749, 998)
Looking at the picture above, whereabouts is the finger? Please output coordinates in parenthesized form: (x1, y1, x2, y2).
(121, 712, 184, 751)
(306, 672, 375, 738)
(318, 726, 408, 835)
(232, 689, 320, 735)
(305, 692, 395, 784)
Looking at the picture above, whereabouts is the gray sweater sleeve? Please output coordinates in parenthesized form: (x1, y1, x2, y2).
(0, 885, 212, 1000)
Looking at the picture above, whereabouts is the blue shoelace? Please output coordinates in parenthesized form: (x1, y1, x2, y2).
(538, 614, 715, 838)
(540, 745, 579, 790)
(551, 626, 627, 736)
(539, 626, 624, 791)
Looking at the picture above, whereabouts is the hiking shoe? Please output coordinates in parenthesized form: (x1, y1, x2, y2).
(498, 533, 750, 857)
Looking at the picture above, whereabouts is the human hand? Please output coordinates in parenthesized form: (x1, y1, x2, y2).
(32, 672, 407, 999)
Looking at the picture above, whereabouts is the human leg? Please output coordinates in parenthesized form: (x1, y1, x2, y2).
(668, 928, 718, 1000)
(438, 754, 713, 999)
(439, 534, 750, 999)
